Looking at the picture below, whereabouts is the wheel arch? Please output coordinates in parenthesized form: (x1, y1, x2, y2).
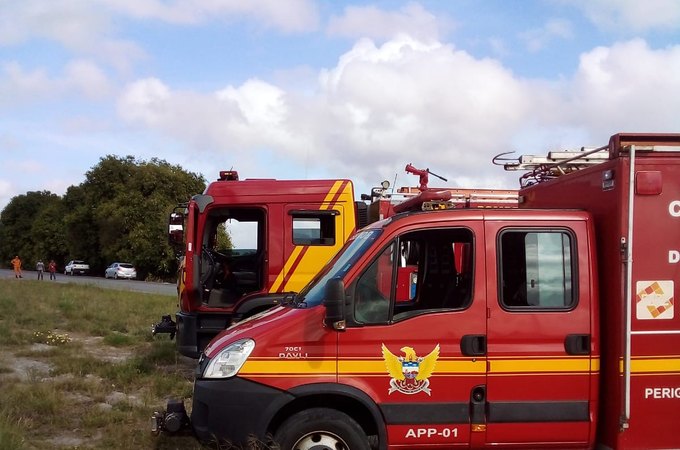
(266, 383, 386, 450)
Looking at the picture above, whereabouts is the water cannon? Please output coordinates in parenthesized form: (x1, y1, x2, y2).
(405, 164, 447, 191)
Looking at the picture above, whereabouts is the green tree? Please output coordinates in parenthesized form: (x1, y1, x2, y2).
(215, 222, 233, 251)
(30, 197, 69, 266)
(62, 183, 101, 270)
(0, 191, 65, 268)
(62, 155, 206, 280)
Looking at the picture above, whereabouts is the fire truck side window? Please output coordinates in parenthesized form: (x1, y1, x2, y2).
(291, 212, 337, 246)
(354, 227, 474, 324)
(499, 229, 575, 309)
(354, 242, 394, 323)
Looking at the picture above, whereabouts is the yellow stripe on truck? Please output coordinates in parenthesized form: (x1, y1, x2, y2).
(322, 180, 345, 207)
(338, 358, 487, 375)
(240, 356, 597, 377)
(241, 359, 336, 375)
(489, 357, 593, 374)
(620, 357, 680, 375)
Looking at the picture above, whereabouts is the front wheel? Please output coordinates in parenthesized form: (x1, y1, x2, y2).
(273, 408, 370, 450)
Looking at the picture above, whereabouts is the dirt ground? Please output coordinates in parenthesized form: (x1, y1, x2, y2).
(0, 333, 196, 449)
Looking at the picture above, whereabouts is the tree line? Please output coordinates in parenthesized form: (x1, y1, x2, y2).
(0, 155, 206, 281)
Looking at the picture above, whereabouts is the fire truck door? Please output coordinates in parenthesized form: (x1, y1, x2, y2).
(276, 205, 345, 293)
(338, 224, 486, 448)
(484, 220, 594, 447)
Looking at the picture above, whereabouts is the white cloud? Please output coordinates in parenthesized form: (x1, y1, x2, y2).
(118, 77, 298, 152)
(314, 37, 529, 175)
(118, 78, 171, 125)
(520, 19, 574, 52)
(0, 62, 53, 104)
(116, 35, 529, 187)
(327, 3, 453, 42)
(0, 0, 105, 46)
(0, 0, 145, 72)
(114, 35, 680, 192)
(216, 80, 287, 127)
(0, 60, 112, 108)
(0, 0, 320, 85)
(64, 60, 112, 99)
(507, 39, 680, 153)
(571, 0, 680, 32)
(103, 0, 319, 32)
(566, 39, 680, 134)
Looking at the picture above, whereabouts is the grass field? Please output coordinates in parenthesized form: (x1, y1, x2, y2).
(0, 279, 205, 449)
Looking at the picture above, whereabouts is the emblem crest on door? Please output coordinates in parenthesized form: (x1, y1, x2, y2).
(381, 343, 440, 395)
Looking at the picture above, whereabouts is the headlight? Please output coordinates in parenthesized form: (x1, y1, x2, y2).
(203, 338, 255, 379)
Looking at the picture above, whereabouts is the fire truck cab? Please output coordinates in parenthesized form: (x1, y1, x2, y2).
(155, 133, 680, 450)
(155, 173, 365, 358)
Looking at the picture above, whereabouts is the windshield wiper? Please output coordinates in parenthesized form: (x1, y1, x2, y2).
(280, 292, 307, 308)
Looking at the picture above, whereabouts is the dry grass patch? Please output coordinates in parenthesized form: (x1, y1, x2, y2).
(0, 279, 203, 449)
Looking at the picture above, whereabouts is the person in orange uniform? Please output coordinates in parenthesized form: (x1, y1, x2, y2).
(11, 255, 23, 278)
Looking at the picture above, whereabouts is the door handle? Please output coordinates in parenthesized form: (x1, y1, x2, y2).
(564, 334, 591, 355)
(461, 334, 486, 356)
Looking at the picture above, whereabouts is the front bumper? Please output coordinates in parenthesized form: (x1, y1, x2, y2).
(175, 311, 235, 358)
(191, 376, 295, 445)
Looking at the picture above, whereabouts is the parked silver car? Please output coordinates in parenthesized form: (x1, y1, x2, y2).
(104, 262, 137, 280)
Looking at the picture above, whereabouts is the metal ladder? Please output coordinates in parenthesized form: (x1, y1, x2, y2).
(494, 144, 610, 187)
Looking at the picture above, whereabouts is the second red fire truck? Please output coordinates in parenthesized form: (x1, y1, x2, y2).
(155, 168, 515, 358)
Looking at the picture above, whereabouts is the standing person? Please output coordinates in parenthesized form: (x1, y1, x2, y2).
(48, 260, 57, 280)
(11, 255, 23, 278)
(36, 260, 45, 280)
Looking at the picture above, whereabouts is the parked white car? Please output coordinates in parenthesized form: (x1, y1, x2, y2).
(104, 262, 137, 280)
(64, 260, 90, 276)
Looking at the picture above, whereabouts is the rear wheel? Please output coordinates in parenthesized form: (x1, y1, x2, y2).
(273, 408, 370, 450)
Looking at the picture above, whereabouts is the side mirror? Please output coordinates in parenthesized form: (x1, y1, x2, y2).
(168, 211, 185, 248)
(324, 277, 346, 330)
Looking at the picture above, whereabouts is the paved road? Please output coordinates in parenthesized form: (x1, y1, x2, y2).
(0, 269, 176, 296)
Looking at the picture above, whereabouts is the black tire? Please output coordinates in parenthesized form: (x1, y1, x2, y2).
(273, 408, 370, 450)
(113, 273, 118, 280)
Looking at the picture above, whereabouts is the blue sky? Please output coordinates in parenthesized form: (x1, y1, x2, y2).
(1, 0, 680, 212)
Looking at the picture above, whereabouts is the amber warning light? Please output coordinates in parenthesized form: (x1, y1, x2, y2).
(219, 170, 239, 181)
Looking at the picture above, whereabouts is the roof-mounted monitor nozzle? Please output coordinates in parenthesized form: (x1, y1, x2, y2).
(405, 164, 447, 191)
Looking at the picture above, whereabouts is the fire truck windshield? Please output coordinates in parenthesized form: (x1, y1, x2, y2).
(298, 229, 382, 307)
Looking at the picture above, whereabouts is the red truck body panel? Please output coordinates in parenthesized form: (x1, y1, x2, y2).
(519, 134, 680, 450)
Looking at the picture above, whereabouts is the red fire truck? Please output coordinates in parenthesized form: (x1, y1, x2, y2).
(152, 172, 369, 358)
(154, 133, 679, 449)
(154, 168, 515, 359)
